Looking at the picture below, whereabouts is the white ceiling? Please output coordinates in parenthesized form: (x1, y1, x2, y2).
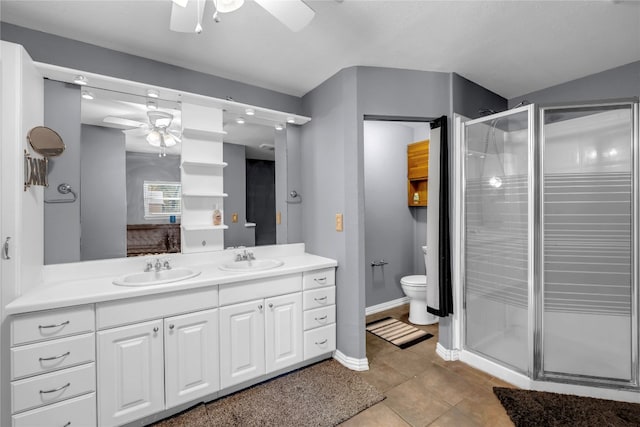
(1, 1, 639, 99)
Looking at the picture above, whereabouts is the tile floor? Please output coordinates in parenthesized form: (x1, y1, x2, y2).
(340, 305, 516, 427)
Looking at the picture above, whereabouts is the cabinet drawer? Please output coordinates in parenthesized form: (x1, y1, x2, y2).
(303, 287, 335, 310)
(304, 324, 336, 360)
(303, 305, 336, 331)
(219, 274, 302, 306)
(11, 305, 94, 346)
(11, 362, 95, 413)
(12, 392, 96, 427)
(11, 333, 95, 380)
(302, 268, 335, 290)
(96, 286, 217, 329)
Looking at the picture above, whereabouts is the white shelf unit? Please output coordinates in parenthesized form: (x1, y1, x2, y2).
(182, 224, 229, 231)
(180, 103, 226, 254)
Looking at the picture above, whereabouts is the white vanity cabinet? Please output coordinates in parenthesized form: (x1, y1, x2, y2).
(9, 305, 97, 427)
(95, 287, 218, 427)
(219, 274, 303, 389)
(302, 268, 337, 359)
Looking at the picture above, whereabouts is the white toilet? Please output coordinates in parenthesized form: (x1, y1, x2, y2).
(400, 246, 439, 325)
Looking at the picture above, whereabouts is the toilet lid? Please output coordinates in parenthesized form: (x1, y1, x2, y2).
(401, 275, 426, 286)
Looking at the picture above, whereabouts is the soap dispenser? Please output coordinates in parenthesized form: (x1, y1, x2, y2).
(213, 204, 222, 226)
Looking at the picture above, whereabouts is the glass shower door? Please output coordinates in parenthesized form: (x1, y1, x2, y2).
(540, 102, 637, 384)
(462, 106, 533, 373)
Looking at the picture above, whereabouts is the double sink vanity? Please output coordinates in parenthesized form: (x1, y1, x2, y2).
(6, 244, 337, 427)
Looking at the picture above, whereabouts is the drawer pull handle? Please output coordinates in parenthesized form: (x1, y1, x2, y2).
(39, 351, 70, 362)
(40, 382, 70, 394)
(314, 296, 328, 302)
(268, 303, 273, 309)
(169, 324, 175, 330)
(314, 277, 327, 284)
(315, 315, 328, 321)
(38, 320, 70, 329)
(153, 327, 159, 333)
(258, 304, 263, 310)
(315, 339, 328, 345)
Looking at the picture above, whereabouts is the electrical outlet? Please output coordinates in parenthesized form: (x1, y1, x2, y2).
(336, 213, 343, 232)
(276, 211, 282, 225)
(231, 213, 238, 223)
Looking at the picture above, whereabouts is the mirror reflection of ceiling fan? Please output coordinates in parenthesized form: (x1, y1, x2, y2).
(170, 0, 315, 33)
(104, 111, 182, 157)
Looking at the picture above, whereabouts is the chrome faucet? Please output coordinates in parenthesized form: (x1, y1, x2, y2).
(145, 258, 171, 272)
(155, 259, 163, 272)
(235, 249, 255, 262)
(144, 260, 154, 272)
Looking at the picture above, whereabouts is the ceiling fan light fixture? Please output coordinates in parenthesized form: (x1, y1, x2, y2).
(146, 131, 162, 147)
(81, 91, 95, 100)
(74, 75, 88, 85)
(163, 134, 178, 147)
(216, 0, 244, 13)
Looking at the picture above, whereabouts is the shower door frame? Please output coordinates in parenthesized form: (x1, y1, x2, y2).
(458, 104, 537, 377)
(535, 100, 639, 388)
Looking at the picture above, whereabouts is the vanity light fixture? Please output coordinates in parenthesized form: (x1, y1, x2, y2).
(147, 89, 159, 98)
(73, 75, 88, 85)
(286, 117, 296, 124)
(245, 108, 255, 116)
(236, 117, 246, 125)
(81, 91, 95, 100)
(275, 123, 285, 131)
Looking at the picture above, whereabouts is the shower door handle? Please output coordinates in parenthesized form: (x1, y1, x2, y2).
(371, 260, 388, 267)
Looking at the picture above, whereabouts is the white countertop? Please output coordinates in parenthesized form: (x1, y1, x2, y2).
(6, 251, 337, 315)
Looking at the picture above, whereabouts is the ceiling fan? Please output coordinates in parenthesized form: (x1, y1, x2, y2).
(104, 111, 182, 157)
(169, 0, 315, 34)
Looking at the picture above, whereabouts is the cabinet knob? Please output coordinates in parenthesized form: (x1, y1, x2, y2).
(258, 304, 263, 310)
(153, 327, 159, 333)
(268, 303, 273, 309)
(169, 324, 175, 330)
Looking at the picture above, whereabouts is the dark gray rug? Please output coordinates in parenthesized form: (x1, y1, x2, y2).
(494, 387, 640, 427)
(154, 359, 384, 427)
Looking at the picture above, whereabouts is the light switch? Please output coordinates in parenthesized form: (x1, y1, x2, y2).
(336, 213, 343, 232)
(276, 211, 282, 225)
(231, 213, 238, 223)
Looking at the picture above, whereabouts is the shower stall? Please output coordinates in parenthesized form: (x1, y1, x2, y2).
(457, 100, 639, 395)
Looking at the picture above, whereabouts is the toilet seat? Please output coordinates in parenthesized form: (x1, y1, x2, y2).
(400, 275, 426, 286)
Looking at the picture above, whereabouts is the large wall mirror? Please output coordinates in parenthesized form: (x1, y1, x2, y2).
(44, 81, 286, 265)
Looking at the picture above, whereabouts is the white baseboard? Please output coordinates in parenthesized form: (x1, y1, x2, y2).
(365, 297, 409, 316)
(333, 350, 369, 371)
(436, 342, 460, 361)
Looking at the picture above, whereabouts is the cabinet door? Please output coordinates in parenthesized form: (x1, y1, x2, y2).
(164, 309, 219, 409)
(265, 293, 302, 373)
(219, 300, 265, 389)
(97, 320, 164, 427)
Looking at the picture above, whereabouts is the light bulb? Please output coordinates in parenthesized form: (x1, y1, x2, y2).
(81, 91, 94, 100)
(275, 123, 284, 131)
(245, 108, 255, 116)
(488, 176, 503, 188)
(73, 75, 88, 85)
(146, 131, 161, 147)
(286, 117, 295, 124)
(236, 117, 246, 125)
(146, 89, 159, 98)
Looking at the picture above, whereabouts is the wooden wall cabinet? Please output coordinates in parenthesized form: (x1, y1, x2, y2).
(407, 140, 429, 206)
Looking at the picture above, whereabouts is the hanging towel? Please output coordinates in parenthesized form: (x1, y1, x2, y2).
(426, 116, 453, 317)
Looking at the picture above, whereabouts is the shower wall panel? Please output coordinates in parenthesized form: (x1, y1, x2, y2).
(541, 106, 634, 382)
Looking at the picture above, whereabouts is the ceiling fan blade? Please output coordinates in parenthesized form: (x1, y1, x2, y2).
(254, 0, 315, 32)
(104, 116, 148, 128)
(170, 0, 205, 32)
(122, 127, 151, 137)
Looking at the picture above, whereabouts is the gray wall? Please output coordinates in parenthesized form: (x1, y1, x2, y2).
(126, 152, 181, 224)
(284, 125, 303, 243)
(301, 66, 453, 360)
(364, 121, 419, 307)
(81, 125, 127, 261)
(452, 73, 507, 118)
(44, 80, 81, 264)
(1, 23, 302, 114)
(509, 61, 640, 107)
(223, 143, 255, 248)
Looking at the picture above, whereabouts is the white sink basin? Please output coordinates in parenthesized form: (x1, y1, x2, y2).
(219, 259, 284, 272)
(113, 268, 201, 287)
